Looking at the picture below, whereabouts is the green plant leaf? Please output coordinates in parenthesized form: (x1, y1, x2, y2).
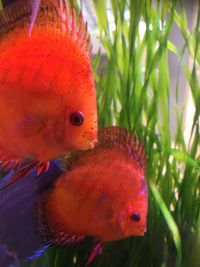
(149, 181, 182, 267)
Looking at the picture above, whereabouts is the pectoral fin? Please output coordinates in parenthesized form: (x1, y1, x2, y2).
(13, 113, 47, 136)
(86, 240, 104, 266)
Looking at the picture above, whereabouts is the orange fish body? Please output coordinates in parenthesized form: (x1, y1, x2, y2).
(0, 0, 97, 170)
(36, 126, 148, 263)
(47, 153, 147, 241)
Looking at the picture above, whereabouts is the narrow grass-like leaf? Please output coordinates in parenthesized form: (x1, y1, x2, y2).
(93, 0, 108, 33)
(149, 181, 182, 267)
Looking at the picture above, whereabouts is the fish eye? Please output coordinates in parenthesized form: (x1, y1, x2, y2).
(130, 212, 141, 222)
(70, 111, 84, 126)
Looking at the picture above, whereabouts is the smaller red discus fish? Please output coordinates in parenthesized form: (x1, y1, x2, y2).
(35, 126, 148, 265)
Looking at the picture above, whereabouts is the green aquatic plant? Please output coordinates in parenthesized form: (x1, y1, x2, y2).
(91, 2, 199, 267)
(0, 0, 199, 266)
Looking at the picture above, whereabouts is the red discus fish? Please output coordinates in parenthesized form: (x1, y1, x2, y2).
(35, 126, 148, 265)
(0, 0, 97, 178)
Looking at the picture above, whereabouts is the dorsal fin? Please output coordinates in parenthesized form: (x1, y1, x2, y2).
(0, 0, 30, 38)
(65, 126, 146, 171)
(0, 0, 91, 54)
(98, 126, 146, 170)
(29, 0, 41, 35)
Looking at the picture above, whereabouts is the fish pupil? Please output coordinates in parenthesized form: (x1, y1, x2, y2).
(130, 212, 141, 222)
(70, 112, 84, 126)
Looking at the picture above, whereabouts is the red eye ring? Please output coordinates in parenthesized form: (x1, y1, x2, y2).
(70, 111, 84, 126)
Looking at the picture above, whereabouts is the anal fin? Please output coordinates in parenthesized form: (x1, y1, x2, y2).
(37, 161, 50, 176)
(0, 147, 21, 173)
(48, 233, 85, 247)
(0, 160, 50, 191)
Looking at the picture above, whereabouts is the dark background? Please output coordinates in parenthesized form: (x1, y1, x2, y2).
(2, 0, 17, 7)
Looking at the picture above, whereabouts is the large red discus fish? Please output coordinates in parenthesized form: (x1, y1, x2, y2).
(36, 126, 148, 265)
(0, 0, 97, 177)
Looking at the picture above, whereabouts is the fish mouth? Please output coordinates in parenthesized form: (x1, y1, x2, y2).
(88, 139, 98, 149)
(135, 225, 147, 236)
(78, 139, 97, 151)
(92, 138, 98, 146)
